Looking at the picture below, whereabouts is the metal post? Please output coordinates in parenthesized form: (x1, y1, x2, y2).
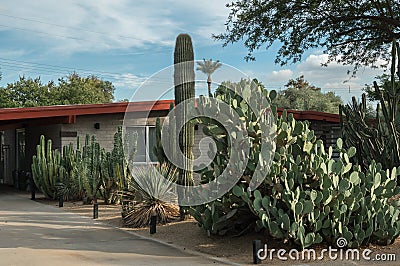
(58, 194, 63, 208)
(253, 240, 261, 264)
(30, 174, 35, 200)
(150, 215, 157, 234)
(31, 186, 35, 200)
(93, 203, 98, 219)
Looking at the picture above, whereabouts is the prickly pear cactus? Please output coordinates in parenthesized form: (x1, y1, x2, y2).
(190, 80, 400, 249)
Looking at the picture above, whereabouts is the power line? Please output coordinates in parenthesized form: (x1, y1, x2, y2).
(0, 57, 127, 77)
(0, 57, 367, 93)
(0, 13, 161, 42)
(0, 12, 226, 56)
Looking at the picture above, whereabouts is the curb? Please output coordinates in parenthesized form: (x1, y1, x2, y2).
(28, 195, 243, 266)
(120, 227, 244, 266)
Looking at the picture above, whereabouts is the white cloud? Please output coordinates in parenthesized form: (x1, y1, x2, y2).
(112, 73, 146, 89)
(262, 53, 387, 103)
(0, 0, 230, 54)
(0, 49, 26, 58)
(266, 69, 293, 84)
(295, 53, 386, 96)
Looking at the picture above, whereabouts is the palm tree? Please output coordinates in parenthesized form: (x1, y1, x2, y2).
(196, 59, 222, 97)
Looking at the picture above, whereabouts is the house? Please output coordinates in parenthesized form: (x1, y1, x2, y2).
(0, 100, 340, 187)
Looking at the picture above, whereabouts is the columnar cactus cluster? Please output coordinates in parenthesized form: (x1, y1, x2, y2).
(31, 127, 137, 203)
(340, 40, 400, 172)
(31, 135, 63, 199)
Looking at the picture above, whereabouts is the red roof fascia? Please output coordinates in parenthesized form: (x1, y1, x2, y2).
(277, 108, 340, 123)
(0, 100, 174, 121)
(0, 100, 339, 123)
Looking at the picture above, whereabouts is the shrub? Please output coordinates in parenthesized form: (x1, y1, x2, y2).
(121, 163, 180, 227)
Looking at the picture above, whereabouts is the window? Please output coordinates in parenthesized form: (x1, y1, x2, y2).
(126, 126, 157, 163)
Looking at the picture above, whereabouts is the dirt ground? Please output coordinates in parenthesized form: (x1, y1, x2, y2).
(35, 198, 400, 265)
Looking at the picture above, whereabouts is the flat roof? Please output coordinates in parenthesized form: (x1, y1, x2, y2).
(0, 100, 339, 130)
(276, 108, 339, 123)
(0, 100, 174, 130)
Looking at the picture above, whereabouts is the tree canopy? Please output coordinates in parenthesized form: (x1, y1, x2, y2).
(0, 73, 115, 108)
(272, 76, 343, 113)
(363, 73, 400, 102)
(214, 1, 400, 72)
(53, 73, 115, 105)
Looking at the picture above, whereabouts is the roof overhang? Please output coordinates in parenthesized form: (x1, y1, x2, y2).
(0, 100, 339, 131)
(0, 100, 174, 130)
(276, 108, 339, 123)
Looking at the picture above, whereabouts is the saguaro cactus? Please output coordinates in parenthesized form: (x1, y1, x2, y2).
(174, 34, 195, 208)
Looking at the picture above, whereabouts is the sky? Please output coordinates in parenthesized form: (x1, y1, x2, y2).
(0, 0, 387, 104)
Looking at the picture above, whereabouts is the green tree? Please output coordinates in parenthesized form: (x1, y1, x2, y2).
(0, 73, 115, 108)
(364, 73, 400, 101)
(273, 76, 343, 113)
(363, 73, 399, 120)
(0, 88, 13, 108)
(214, 1, 400, 72)
(53, 73, 114, 105)
(0, 76, 55, 107)
(196, 59, 222, 97)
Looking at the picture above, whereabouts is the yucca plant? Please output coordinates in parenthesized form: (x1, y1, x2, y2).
(122, 163, 180, 227)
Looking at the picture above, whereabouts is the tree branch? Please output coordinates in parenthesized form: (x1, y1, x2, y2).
(330, 14, 400, 27)
(331, 37, 383, 47)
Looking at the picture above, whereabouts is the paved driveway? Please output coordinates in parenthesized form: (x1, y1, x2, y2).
(0, 190, 227, 266)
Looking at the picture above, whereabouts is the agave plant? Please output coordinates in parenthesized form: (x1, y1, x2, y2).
(122, 163, 180, 227)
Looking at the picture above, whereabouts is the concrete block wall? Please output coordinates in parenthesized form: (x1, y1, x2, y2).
(309, 121, 341, 160)
(61, 113, 124, 152)
(60, 113, 160, 152)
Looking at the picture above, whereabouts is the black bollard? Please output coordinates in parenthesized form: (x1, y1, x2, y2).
(31, 188, 35, 200)
(30, 181, 35, 200)
(150, 215, 157, 234)
(58, 194, 63, 208)
(93, 203, 98, 219)
(253, 240, 261, 264)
